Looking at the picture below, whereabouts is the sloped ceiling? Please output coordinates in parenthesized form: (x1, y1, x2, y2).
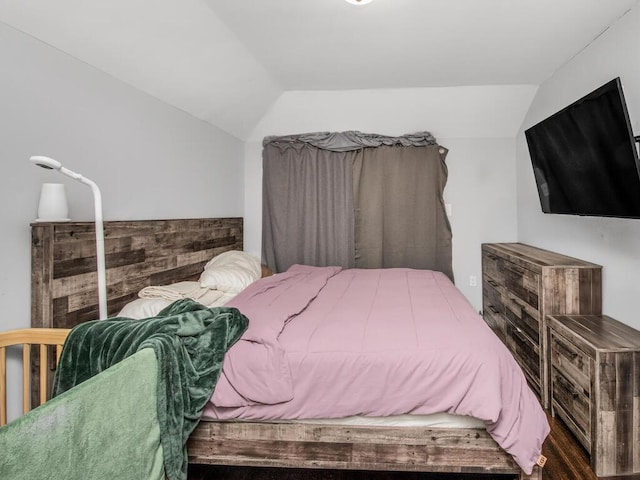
(0, 0, 638, 140)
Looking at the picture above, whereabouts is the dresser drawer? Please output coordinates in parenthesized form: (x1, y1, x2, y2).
(483, 274, 507, 343)
(484, 305, 507, 343)
(482, 251, 505, 285)
(550, 331, 590, 394)
(503, 261, 539, 310)
(551, 367, 591, 449)
(506, 321, 540, 395)
(504, 294, 540, 344)
(483, 276, 505, 313)
(550, 330, 591, 451)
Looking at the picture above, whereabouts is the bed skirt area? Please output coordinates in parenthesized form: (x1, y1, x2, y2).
(187, 420, 542, 480)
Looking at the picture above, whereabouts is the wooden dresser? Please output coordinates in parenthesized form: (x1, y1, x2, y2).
(548, 314, 640, 477)
(481, 243, 602, 407)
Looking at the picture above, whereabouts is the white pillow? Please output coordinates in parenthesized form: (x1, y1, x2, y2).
(199, 250, 262, 292)
(118, 298, 172, 319)
(203, 250, 262, 277)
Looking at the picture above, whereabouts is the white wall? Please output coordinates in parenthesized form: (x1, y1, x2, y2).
(0, 22, 244, 421)
(516, 5, 640, 330)
(245, 85, 537, 309)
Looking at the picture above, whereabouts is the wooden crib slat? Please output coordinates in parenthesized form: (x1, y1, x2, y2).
(0, 346, 6, 425)
(39, 344, 48, 406)
(0, 329, 69, 426)
(22, 344, 30, 415)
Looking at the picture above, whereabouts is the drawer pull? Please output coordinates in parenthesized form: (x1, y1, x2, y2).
(554, 340, 579, 360)
(487, 279, 498, 287)
(509, 294, 539, 317)
(555, 375, 580, 399)
(505, 264, 525, 276)
(512, 326, 529, 342)
(488, 305, 499, 314)
(509, 294, 525, 308)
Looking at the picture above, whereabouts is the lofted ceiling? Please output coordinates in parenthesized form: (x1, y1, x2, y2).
(1, 0, 638, 140)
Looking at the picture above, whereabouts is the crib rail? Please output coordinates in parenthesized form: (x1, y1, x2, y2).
(0, 328, 70, 426)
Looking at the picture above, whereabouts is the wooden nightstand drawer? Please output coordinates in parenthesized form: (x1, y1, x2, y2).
(551, 367, 591, 449)
(550, 331, 590, 393)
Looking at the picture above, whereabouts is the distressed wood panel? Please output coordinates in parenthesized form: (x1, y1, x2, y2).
(483, 243, 599, 272)
(481, 243, 602, 409)
(31, 218, 243, 330)
(188, 421, 540, 479)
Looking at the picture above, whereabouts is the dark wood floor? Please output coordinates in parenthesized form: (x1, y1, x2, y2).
(188, 414, 638, 480)
(541, 414, 597, 480)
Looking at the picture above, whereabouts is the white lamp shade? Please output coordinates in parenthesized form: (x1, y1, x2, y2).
(37, 183, 70, 221)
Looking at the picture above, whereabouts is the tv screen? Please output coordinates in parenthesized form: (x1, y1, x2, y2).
(524, 77, 640, 219)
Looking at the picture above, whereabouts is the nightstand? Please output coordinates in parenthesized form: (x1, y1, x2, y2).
(547, 314, 640, 477)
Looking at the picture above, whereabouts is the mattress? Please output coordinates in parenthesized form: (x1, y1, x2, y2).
(202, 412, 486, 429)
(203, 265, 549, 474)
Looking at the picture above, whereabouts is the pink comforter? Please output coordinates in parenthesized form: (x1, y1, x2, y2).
(206, 265, 549, 474)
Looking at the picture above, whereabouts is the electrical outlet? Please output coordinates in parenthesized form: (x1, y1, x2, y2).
(469, 275, 477, 287)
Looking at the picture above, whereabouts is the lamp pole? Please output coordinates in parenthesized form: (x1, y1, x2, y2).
(30, 156, 107, 320)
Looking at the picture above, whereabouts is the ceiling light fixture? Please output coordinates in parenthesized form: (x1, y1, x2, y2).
(345, 0, 373, 5)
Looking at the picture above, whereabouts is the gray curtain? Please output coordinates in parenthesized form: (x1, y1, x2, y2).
(262, 131, 452, 279)
(353, 145, 453, 280)
(263, 131, 438, 152)
(262, 142, 356, 273)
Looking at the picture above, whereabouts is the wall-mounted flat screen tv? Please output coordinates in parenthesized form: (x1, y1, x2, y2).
(524, 77, 640, 219)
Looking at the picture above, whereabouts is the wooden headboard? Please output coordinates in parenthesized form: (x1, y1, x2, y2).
(31, 218, 243, 329)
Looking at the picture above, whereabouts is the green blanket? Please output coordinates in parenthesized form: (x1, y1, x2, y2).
(52, 299, 248, 480)
(0, 348, 164, 480)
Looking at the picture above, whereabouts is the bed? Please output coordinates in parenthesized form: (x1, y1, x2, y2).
(30, 217, 547, 480)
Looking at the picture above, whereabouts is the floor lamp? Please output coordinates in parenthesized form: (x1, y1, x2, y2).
(29, 156, 107, 320)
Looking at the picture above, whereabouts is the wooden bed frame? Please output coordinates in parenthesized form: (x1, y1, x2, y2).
(30, 217, 542, 480)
